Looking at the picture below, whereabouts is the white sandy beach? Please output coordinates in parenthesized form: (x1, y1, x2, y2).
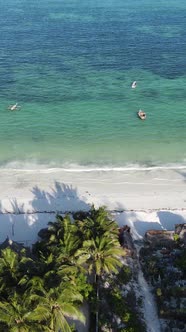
(0, 167, 185, 244)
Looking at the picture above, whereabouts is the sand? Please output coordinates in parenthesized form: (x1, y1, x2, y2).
(0, 166, 185, 244)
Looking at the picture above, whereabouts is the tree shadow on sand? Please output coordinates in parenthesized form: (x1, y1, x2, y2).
(0, 181, 91, 245)
(31, 181, 90, 213)
(1, 184, 186, 245)
(157, 210, 185, 230)
(132, 211, 185, 239)
(115, 210, 160, 240)
(114, 208, 186, 240)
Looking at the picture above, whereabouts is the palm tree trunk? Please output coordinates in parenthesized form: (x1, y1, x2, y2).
(50, 315, 54, 331)
(95, 274, 99, 332)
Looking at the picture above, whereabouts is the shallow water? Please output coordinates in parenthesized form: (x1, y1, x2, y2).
(0, 0, 186, 169)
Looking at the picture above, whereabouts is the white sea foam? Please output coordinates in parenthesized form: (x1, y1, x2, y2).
(0, 160, 186, 173)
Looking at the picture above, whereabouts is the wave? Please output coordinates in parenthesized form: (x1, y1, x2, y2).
(0, 160, 186, 173)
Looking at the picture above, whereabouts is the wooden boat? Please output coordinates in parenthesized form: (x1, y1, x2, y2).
(131, 81, 137, 89)
(8, 103, 21, 111)
(138, 110, 146, 120)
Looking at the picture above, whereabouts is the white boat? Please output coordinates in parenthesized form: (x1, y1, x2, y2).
(138, 109, 146, 120)
(8, 103, 21, 111)
(131, 81, 137, 89)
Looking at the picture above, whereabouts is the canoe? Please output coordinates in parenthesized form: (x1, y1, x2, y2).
(8, 103, 21, 111)
(138, 110, 146, 120)
(131, 81, 137, 89)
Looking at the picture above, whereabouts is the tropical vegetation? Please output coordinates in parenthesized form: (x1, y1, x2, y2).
(0, 206, 142, 331)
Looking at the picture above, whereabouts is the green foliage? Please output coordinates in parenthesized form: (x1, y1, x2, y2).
(156, 288, 162, 297)
(117, 265, 132, 284)
(75, 205, 119, 242)
(175, 249, 186, 275)
(75, 272, 93, 299)
(100, 275, 145, 332)
(0, 206, 144, 331)
(0, 248, 34, 298)
(75, 236, 124, 278)
(173, 233, 180, 242)
(0, 291, 44, 332)
(28, 280, 85, 331)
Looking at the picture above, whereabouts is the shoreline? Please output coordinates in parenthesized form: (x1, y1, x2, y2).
(1, 163, 186, 172)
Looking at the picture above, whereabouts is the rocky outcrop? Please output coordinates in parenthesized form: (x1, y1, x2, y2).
(119, 226, 136, 257)
(144, 223, 186, 248)
(144, 229, 174, 248)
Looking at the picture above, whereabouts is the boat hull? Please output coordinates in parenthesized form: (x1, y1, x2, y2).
(138, 111, 146, 120)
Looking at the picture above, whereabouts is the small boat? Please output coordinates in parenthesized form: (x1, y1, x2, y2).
(8, 103, 21, 111)
(131, 81, 137, 89)
(138, 110, 146, 120)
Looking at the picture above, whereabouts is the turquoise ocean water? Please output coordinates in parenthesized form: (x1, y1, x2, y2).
(0, 0, 186, 169)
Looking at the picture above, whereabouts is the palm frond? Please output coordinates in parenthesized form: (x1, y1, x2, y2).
(27, 305, 50, 322)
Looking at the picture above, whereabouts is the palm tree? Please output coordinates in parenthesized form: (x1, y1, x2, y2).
(56, 216, 81, 265)
(28, 277, 85, 332)
(76, 237, 124, 277)
(35, 215, 80, 259)
(0, 291, 43, 332)
(0, 248, 33, 296)
(75, 206, 118, 242)
(43, 215, 78, 245)
(75, 235, 125, 332)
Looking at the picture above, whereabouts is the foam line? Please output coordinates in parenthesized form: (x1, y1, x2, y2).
(1, 165, 186, 173)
